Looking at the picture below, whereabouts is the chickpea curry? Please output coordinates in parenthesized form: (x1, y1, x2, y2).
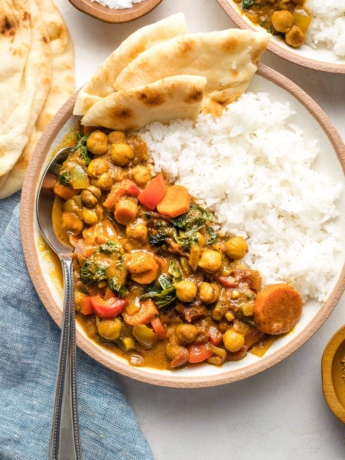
(235, 0, 312, 48)
(51, 126, 303, 370)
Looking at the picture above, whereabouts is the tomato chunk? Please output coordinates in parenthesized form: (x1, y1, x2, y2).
(103, 179, 140, 209)
(137, 173, 167, 210)
(187, 343, 213, 364)
(90, 295, 128, 319)
(216, 276, 238, 288)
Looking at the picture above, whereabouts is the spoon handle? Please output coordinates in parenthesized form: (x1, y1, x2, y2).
(49, 255, 82, 460)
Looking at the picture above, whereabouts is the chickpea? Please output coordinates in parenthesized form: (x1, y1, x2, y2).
(86, 130, 108, 155)
(175, 280, 197, 303)
(198, 249, 222, 274)
(110, 143, 134, 166)
(61, 212, 84, 235)
(82, 208, 99, 225)
(97, 318, 123, 341)
(86, 185, 102, 199)
(198, 282, 220, 304)
(176, 324, 198, 344)
(271, 10, 294, 33)
(80, 189, 98, 208)
(130, 165, 152, 187)
(223, 328, 245, 352)
(114, 198, 139, 226)
(126, 251, 157, 275)
(126, 223, 148, 243)
(225, 236, 248, 260)
(88, 158, 108, 178)
(108, 130, 126, 144)
(285, 25, 305, 48)
(91, 171, 114, 191)
(74, 290, 87, 313)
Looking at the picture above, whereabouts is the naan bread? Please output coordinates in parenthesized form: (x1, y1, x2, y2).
(0, 0, 75, 199)
(81, 75, 207, 131)
(0, 0, 51, 178)
(0, 0, 31, 128)
(114, 29, 269, 114)
(74, 13, 187, 116)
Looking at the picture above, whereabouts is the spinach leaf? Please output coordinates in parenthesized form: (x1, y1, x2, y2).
(242, 0, 254, 10)
(71, 133, 92, 166)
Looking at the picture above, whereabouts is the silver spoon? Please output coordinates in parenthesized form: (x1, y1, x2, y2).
(36, 147, 82, 460)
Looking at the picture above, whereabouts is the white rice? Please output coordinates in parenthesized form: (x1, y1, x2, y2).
(305, 0, 345, 57)
(90, 0, 144, 10)
(139, 92, 343, 302)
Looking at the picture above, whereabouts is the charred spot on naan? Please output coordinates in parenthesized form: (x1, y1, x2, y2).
(0, 16, 16, 38)
(184, 87, 203, 104)
(112, 107, 133, 120)
(138, 91, 165, 107)
(177, 37, 195, 57)
(222, 37, 240, 53)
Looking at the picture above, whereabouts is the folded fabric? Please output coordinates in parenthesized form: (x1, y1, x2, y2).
(0, 193, 153, 460)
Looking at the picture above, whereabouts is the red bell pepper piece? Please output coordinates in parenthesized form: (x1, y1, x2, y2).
(137, 173, 167, 210)
(187, 343, 213, 364)
(90, 295, 128, 319)
(103, 179, 140, 209)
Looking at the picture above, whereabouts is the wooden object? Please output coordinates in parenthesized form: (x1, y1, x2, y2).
(21, 64, 345, 387)
(217, 0, 345, 74)
(68, 0, 163, 23)
(322, 326, 345, 423)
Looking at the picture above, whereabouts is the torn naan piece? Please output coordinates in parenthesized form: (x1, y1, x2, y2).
(0, 0, 75, 199)
(0, 0, 31, 128)
(0, 0, 51, 178)
(81, 75, 207, 131)
(114, 29, 269, 114)
(74, 13, 187, 116)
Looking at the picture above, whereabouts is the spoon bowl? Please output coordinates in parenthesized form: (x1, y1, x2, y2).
(36, 146, 82, 459)
(321, 325, 345, 423)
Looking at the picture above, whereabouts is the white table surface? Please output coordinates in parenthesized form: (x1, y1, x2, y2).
(55, 0, 345, 458)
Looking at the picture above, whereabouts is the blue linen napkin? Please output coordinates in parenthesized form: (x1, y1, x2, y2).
(0, 193, 154, 460)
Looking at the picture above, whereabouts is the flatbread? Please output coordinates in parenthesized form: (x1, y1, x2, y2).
(80, 75, 207, 131)
(0, 0, 31, 128)
(0, 0, 51, 177)
(73, 13, 187, 116)
(114, 29, 269, 109)
(0, 0, 75, 199)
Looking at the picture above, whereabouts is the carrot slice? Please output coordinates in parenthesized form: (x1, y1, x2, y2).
(137, 173, 167, 210)
(253, 283, 303, 335)
(157, 184, 191, 218)
(53, 183, 79, 201)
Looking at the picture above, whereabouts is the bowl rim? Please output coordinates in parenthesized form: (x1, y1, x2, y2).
(217, 0, 345, 74)
(67, 0, 163, 24)
(321, 325, 345, 423)
(20, 63, 345, 388)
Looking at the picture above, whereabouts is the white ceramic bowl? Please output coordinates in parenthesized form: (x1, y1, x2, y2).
(217, 0, 345, 73)
(21, 63, 345, 387)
